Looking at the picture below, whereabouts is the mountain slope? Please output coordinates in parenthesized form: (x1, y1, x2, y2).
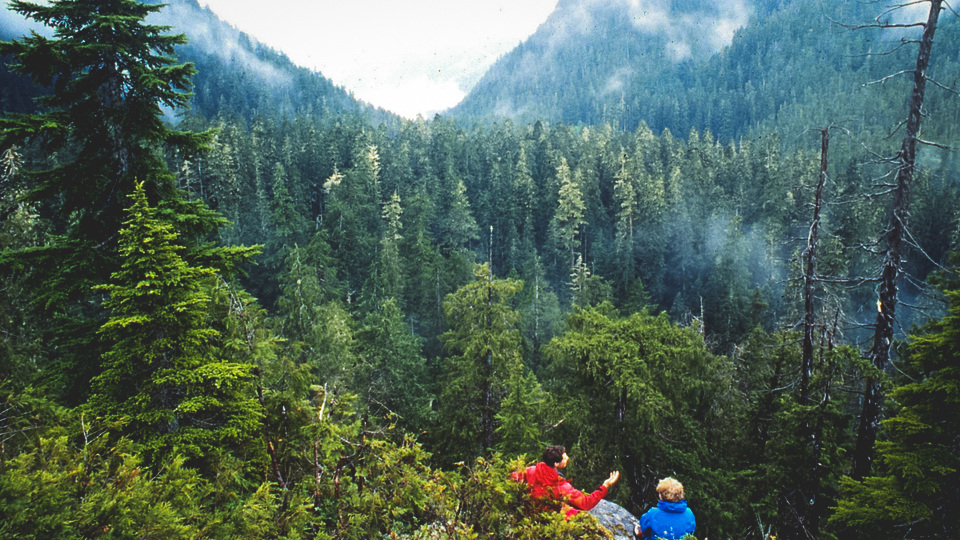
(448, 0, 960, 146)
(449, 0, 690, 125)
(0, 0, 398, 124)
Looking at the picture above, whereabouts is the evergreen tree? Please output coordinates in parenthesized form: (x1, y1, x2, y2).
(0, 0, 211, 259)
(399, 190, 444, 351)
(274, 232, 346, 338)
(89, 182, 260, 464)
(356, 298, 431, 430)
(510, 143, 538, 271)
(518, 254, 562, 372)
(326, 141, 382, 299)
(702, 215, 756, 354)
(364, 190, 405, 308)
(0, 0, 217, 403)
(0, 145, 45, 390)
(550, 157, 586, 288)
(570, 254, 612, 309)
(198, 121, 245, 245)
(434, 264, 524, 462)
(494, 366, 547, 459)
(248, 161, 310, 307)
(439, 178, 480, 251)
(269, 162, 308, 251)
(544, 305, 739, 537)
(613, 151, 637, 295)
(632, 136, 667, 304)
(833, 253, 960, 539)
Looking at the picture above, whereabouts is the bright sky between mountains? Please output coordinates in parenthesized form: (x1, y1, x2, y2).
(197, 0, 559, 119)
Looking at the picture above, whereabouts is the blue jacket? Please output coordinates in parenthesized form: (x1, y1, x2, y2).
(639, 500, 696, 539)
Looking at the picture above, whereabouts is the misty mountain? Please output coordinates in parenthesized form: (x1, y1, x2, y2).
(0, 0, 397, 124)
(447, 0, 960, 145)
(447, 0, 756, 128)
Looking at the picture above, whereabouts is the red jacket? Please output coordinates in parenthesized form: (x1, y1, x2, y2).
(512, 462, 608, 518)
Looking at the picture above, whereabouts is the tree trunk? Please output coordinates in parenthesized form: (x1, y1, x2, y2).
(783, 128, 830, 540)
(801, 128, 828, 405)
(482, 277, 494, 451)
(852, 0, 942, 481)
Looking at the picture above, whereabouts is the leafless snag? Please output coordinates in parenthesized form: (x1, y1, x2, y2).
(852, 0, 945, 481)
(800, 128, 830, 406)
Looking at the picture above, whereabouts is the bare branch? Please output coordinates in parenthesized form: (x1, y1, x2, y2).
(883, 119, 910, 142)
(842, 21, 926, 30)
(889, 354, 921, 383)
(917, 137, 950, 149)
(858, 138, 901, 163)
(925, 75, 960, 95)
(845, 39, 920, 58)
(864, 69, 913, 86)
(944, 0, 960, 18)
(836, 386, 866, 396)
(903, 225, 951, 271)
(871, 167, 900, 186)
(866, 186, 899, 199)
(899, 298, 931, 311)
(881, 0, 935, 17)
(817, 276, 882, 286)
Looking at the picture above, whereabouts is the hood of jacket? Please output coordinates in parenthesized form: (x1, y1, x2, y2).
(528, 462, 562, 487)
(657, 500, 689, 513)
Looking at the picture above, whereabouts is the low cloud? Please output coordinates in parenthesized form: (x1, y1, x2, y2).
(602, 67, 633, 97)
(529, 0, 751, 63)
(625, 0, 752, 61)
(149, 2, 293, 90)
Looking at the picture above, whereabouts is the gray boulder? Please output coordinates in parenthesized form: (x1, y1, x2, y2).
(589, 499, 639, 540)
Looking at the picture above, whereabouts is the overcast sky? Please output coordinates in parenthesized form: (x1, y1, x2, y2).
(196, 0, 559, 119)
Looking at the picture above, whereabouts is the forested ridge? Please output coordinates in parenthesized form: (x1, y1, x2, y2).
(1, 0, 959, 539)
(450, 0, 960, 150)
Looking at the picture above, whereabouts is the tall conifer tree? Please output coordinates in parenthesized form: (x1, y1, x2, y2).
(834, 253, 960, 539)
(90, 182, 260, 464)
(550, 157, 586, 281)
(0, 0, 218, 401)
(435, 264, 523, 461)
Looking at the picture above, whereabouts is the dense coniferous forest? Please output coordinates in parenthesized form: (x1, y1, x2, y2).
(1, 0, 959, 539)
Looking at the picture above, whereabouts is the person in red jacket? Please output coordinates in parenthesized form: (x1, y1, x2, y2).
(513, 445, 620, 518)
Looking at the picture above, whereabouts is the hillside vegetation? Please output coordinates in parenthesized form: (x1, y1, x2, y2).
(0, 0, 958, 539)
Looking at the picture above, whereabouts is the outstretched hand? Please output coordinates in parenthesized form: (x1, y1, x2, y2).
(603, 471, 620, 488)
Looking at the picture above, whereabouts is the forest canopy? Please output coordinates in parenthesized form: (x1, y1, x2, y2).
(0, 0, 959, 539)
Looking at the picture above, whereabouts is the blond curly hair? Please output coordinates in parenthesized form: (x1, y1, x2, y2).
(656, 477, 685, 502)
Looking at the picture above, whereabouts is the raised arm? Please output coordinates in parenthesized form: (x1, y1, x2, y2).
(559, 471, 619, 511)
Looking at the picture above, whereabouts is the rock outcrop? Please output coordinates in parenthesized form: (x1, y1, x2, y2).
(589, 499, 639, 540)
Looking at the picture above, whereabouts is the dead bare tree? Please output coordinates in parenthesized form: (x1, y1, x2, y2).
(800, 128, 830, 407)
(851, 0, 945, 481)
(773, 127, 832, 540)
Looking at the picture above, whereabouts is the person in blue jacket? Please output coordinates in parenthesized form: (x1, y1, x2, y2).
(634, 477, 696, 539)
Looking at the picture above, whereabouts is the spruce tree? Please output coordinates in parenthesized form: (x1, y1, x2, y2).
(364, 190, 405, 307)
(435, 263, 524, 462)
(0, 0, 217, 402)
(0, 0, 210, 250)
(494, 367, 546, 459)
(613, 151, 637, 295)
(326, 140, 382, 298)
(833, 253, 960, 539)
(356, 298, 431, 430)
(89, 182, 260, 464)
(550, 157, 586, 275)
